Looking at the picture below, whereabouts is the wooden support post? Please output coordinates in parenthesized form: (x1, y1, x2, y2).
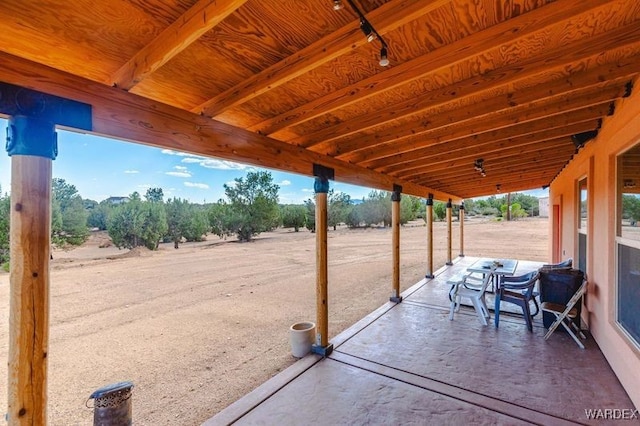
(459, 202, 465, 257)
(1, 84, 91, 425)
(7, 118, 55, 426)
(311, 165, 333, 357)
(446, 198, 453, 265)
(425, 195, 434, 278)
(390, 185, 402, 303)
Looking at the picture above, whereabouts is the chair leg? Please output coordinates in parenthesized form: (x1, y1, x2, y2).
(494, 296, 501, 328)
(471, 297, 488, 326)
(449, 297, 456, 321)
(560, 320, 585, 349)
(544, 313, 564, 340)
(523, 301, 533, 332)
(531, 296, 540, 317)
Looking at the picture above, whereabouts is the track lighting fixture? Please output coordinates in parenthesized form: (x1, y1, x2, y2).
(474, 158, 486, 177)
(334, 0, 389, 67)
(379, 46, 389, 67)
(359, 19, 376, 42)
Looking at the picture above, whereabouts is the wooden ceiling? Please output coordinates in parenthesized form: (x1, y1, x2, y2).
(0, 0, 639, 201)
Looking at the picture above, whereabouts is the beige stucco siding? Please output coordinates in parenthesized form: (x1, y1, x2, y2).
(550, 76, 640, 409)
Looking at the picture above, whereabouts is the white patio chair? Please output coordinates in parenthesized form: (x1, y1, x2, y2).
(541, 280, 588, 349)
(449, 266, 496, 326)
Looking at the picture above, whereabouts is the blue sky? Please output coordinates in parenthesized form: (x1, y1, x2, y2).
(0, 118, 547, 203)
(0, 117, 381, 204)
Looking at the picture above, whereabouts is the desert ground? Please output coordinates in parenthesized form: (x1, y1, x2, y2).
(0, 216, 548, 425)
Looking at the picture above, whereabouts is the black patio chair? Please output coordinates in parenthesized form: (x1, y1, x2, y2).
(494, 270, 540, 332)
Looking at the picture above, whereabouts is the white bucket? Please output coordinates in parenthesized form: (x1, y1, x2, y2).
(289, 321, 316, 358)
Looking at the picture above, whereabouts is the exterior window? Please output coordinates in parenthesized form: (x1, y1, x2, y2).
(577, 178, 587, 273)
(617, 143, 640, 348)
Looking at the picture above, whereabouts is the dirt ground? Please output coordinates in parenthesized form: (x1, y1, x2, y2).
(0, 216, 548, 425)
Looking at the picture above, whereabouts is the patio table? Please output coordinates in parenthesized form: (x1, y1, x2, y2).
(466, 258, 518, 326)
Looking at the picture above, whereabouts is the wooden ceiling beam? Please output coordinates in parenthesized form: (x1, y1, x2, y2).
(0, 52, 460, 203)
(441, 179, 555, 199)
(386, 119, 597, 178)
(193, 0, 451, 117)
(413, 156, 572, 184)
(431, 169, 562, 194)
(399, 137, 576, 180)
(255, 0, 620, 137)
(406, 145, 576, 181)
(364, 103, 609, 172)
(291, 23, 640, 147)
(327, 58, 638, 160)
(110, 0, 248, 90)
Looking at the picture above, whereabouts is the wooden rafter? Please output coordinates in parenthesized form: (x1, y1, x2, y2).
(380, 108, 606, 177)
(193, 0, 451, 117)
(0, 51, 460, 202)
(399, 139, 579, 182)
(332, 58, 639, 163)
(110, 0, 248, 90)
(290, 24, 640, 148)
(254, 0, 619, 138)
(413, 148, 576, 183)
(397, 137, 579, 179)
(363, 90, 620, 172)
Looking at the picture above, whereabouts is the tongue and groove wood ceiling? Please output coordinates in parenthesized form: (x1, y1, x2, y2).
(0, 0, 638, 200)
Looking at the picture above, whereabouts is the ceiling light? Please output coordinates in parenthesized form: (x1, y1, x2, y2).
(360, 19, 376, 42)
(335, 0, 389, 67)
(379, 46, 389, 67)
(496, 184, 501, 193)
(474, 158, 486, 176)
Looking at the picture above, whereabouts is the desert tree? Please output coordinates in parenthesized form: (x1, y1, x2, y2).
(400, 195, 422, 224)
(52, 178, 89, 245)
(87, 201, 113, 230)
(165, 197, 190, 248)
(0, 185, 9, 268)
(433, 201, 446, 221)
(304, 199, 316, 232)
(208, 200, 232, 238)
(623, 194, 640, 225)
(108, 192, 167, 250)
(183, 203, 209, 242)
(213, 171, 280, 242)
(281, 204, 306, 232)
(328, 190, 351, 230)
(145, 187, 164, 203)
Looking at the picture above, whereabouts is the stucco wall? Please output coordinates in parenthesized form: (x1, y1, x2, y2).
(550, 78, 640, 409)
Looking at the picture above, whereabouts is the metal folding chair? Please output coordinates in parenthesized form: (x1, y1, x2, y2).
(541, 280, 587, 348)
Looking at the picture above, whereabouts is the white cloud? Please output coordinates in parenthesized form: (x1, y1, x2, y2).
(184, 182, 209, 189)
(124, 170, 139, 174)
(180, 157, 202, 164)
(163, 149, 251, 171)
(166, 171, 192, 178)
(225, 180, 237, 187)
(279, 180, 291, 186)
(174, 166, 188, 171)
(161, 149, 205, 159)
(137, 184, 151, 189)
(302, 188, 314, 193)
(186, 158, 248, 170)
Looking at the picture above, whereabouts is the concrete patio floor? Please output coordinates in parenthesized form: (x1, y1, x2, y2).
(205, 257, 637, 425)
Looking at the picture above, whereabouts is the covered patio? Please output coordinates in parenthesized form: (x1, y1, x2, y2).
(1, 0, 639, 423)
(209, 257, 635, 425)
